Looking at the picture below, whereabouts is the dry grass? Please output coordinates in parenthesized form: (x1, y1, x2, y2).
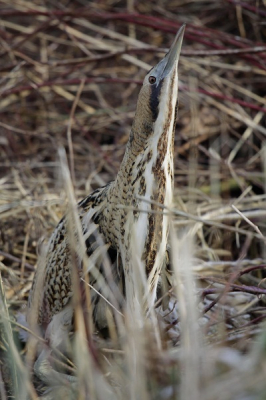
(1, 0, 266, 399)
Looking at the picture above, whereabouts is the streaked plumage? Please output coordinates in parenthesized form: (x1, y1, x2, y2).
(27, 25, 185, 382)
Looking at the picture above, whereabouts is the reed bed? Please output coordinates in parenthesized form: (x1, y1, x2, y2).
(1, 0, 266, 399)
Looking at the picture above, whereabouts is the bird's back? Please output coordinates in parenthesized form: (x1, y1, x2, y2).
(28, 182, 123, 331)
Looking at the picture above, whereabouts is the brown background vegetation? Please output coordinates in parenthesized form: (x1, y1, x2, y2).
(1, 0, 266, 398)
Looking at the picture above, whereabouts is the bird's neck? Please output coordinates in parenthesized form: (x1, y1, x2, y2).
(97, 88, 177, 311)
(105, 104, 175, 260)
(116, 90, 175, 197)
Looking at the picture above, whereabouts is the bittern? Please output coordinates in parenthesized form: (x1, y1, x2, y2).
(27, 25, 185, 384)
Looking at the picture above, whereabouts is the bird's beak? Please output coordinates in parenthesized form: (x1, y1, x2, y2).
(159, 24, 185, 82)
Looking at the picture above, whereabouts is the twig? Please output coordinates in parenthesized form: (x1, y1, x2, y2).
(232, 204, 265, 240)
(0, 251, 35, 271)
(67, 78, 86, 186)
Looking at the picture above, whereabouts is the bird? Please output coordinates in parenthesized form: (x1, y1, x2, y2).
(27, 24, 185, 385)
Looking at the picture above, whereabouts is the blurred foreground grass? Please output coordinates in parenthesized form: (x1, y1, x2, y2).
(1, 0, 266, 398)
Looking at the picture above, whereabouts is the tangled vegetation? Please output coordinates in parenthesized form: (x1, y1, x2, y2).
(1, 1, 266, 399)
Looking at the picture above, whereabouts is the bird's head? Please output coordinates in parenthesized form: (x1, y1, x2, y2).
(130, 24, 185, 150)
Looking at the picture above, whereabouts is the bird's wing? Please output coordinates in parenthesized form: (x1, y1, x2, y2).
(27, 183, 118, 330)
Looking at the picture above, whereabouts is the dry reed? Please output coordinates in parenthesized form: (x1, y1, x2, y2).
(1, 0, 266, 399)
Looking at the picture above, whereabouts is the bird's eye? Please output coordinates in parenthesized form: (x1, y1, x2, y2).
(149, 76, 156, 84)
